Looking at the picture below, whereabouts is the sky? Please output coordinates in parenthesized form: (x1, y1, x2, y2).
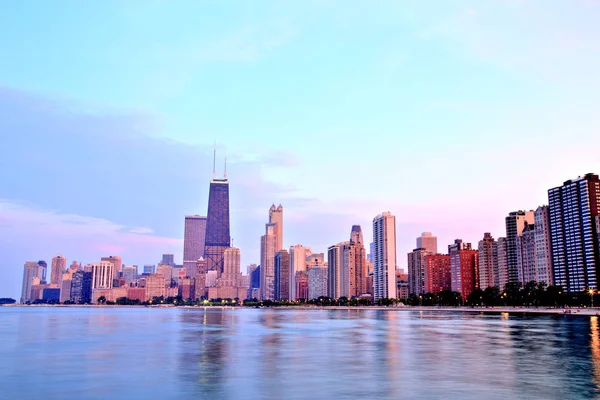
(1, 0, 600, 299)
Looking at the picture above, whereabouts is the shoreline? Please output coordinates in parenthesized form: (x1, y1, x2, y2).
(3, 304, 599, 316)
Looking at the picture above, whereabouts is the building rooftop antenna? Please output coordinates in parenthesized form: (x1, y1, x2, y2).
(224, 156, 227, 179)
(212, 142, 217, 180)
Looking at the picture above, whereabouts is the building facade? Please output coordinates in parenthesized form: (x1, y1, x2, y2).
(204, 178, 231, 275)
(478, 233, 498, 289)
(260, 223, 277, 300)
(408, 248, 430, 295)
(289, 245, 312, 300)
(534, 205, 553, 285)
(417, 232, 438, 254)
(274, 250, 290, 301)
(505, 210, 535, 283)
(373, 212, 397, 300)
(424, 254, 451, 294)
(183, 215, 207, 278)
(497, 237, 508, 290)
(449, 239, 479, 300)
(548, 173, 600, 291)
(308, 267, 328, 300)
(50, 255, 67, 285)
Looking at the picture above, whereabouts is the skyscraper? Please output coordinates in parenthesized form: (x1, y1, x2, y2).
(348, 225, 367, 298)
(449, 239, 478, 300)
(183, 215, 207, 278)
(505, 210, 534, 283)
(269, 204, 284, 252)
(478, 233, 498, 289)
(534, 205, 553, 285)
(408, 248, 430, 295)
(260, 223, 277, 300)
(274, 250, 290, 301)
(161, 254, 175, 267)
(122, 265, 138, 284)
(327, 243, 344, 299)
(548, 173, 600, 291)
(91, 262, 115, 290)
(417, 232, 438, 254)
(516, 223, 536, 284)
(497, 237, 508, 290)
(70, 270, 92, 304)
(289, 245, 312, 300)
(308, 266, 328, 300)
(373, 212, 397, 300)
(21, 261, 45, 303)
(204, 174, 230, 275)
(50, 255, 67, 285)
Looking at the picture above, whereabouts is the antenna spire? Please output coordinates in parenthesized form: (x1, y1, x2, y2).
(224, 157, 227, 179)
(212, 142, 216, 179)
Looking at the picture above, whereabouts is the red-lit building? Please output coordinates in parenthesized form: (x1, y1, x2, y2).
(424, 254, 451, 294)
(449, 240, 479, 300)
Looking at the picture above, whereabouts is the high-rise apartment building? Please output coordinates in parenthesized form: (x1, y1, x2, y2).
(274, 250, 290, 301)
(327, 243, 344, 299)
(50, 255, 67, 285)
(449, 239, 478, 300)
(183, 215, 207, 277)
(308, 267, 328, 300)
(248, 264, 260, 290)
(269, 204, 284, 252)
(21, 261, 45, 303)
(396, 270, 409, 299)
(60, 271, 74, 303)
(157, 264, 173, 286)
(424, 254, 451, 294)
(534, 205, 553, 285)
(516, 223, 537, 284)
(505, 210, 535, 283)
(478, 233, 498, 289)
(260, 223, 277, 300)
(289, 245, 312, 300)
(101, 256, 122, 277)
(348, 225, 367, 298)
(497, 237, 508, 290)
(373, 212, 397, 300)
(548, 173, 600, 291)
(70, 271, 92, 303)
(417, 232, 438, 254)
(408, 248, 430, 295)
(204, 175, 231, 275)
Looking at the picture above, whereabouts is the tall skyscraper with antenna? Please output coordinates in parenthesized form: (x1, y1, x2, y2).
(204, 147, 231, 275)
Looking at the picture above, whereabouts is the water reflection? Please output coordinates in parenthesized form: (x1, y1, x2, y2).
(1, 307, 600, 399)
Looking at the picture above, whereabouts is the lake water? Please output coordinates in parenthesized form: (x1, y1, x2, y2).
(0, 307, 599, 399)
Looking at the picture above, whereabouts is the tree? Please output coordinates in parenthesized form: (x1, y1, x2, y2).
(483, 286, 500, 306)
(504, 281, 522, 306)
(0, 298, 16, 305)
(467, 289, 485, 306)
(97, 296, 107, 304)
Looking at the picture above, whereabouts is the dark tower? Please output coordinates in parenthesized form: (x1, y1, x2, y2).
(204, 149, 231, 275)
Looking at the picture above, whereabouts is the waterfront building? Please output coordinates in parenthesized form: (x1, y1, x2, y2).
(424, 254, 451, 294)
(42, 288, 60, 302)
(327, 242, 346, 299)
(396, 270, 409, 299)
(548, 173, 600, 291)
(208, 247, 247, 300)
(260, 223, 277, 300)
(127, 287, 146, 302)
(183, 215, 207, 278)
(308, 267, 328, 300)
(497, 237, 508, 290)
(417, 232, 438, 254)
(248, 264, 260, 290)
(59, 270, 75, 303)
(70, 271, 92, 303)
(91, 262, 115, 289)
(505, 210, 535, 283)
(204, 167, 231, 275)
(21, 261, 45, 303)
(50, 255, 67, 285)
(516, 223, 537, 284)
(449, 239, 479, 300)
(373, 212, 397, 300)
(295, 271, 309, 300)
(348, 225, 368, 298)
(478, 233, 498, 289)
(206, 270, 218, 287)
(275, 250, 290, 301)
(408, 248, 430, 295)
(534, 205, 553, 285)
(144, 274, 166, 301)
(289, 245, 312, 300)
(178, 278, 195, 300)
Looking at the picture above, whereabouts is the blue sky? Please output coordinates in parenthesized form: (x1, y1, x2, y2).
(1, 1, 600, 298)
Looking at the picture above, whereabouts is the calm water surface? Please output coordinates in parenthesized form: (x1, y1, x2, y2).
(1, 307, 599, 399)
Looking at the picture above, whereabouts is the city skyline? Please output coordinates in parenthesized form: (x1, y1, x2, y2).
(2, 2, 600, 299)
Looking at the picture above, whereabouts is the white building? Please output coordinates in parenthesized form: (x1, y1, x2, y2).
(373, 212, 397, 300)
(308, 267, 328, 300)
(534, 205, 553, 285)
(260, 223, 277, 300)
(289, 245, 312, 300)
